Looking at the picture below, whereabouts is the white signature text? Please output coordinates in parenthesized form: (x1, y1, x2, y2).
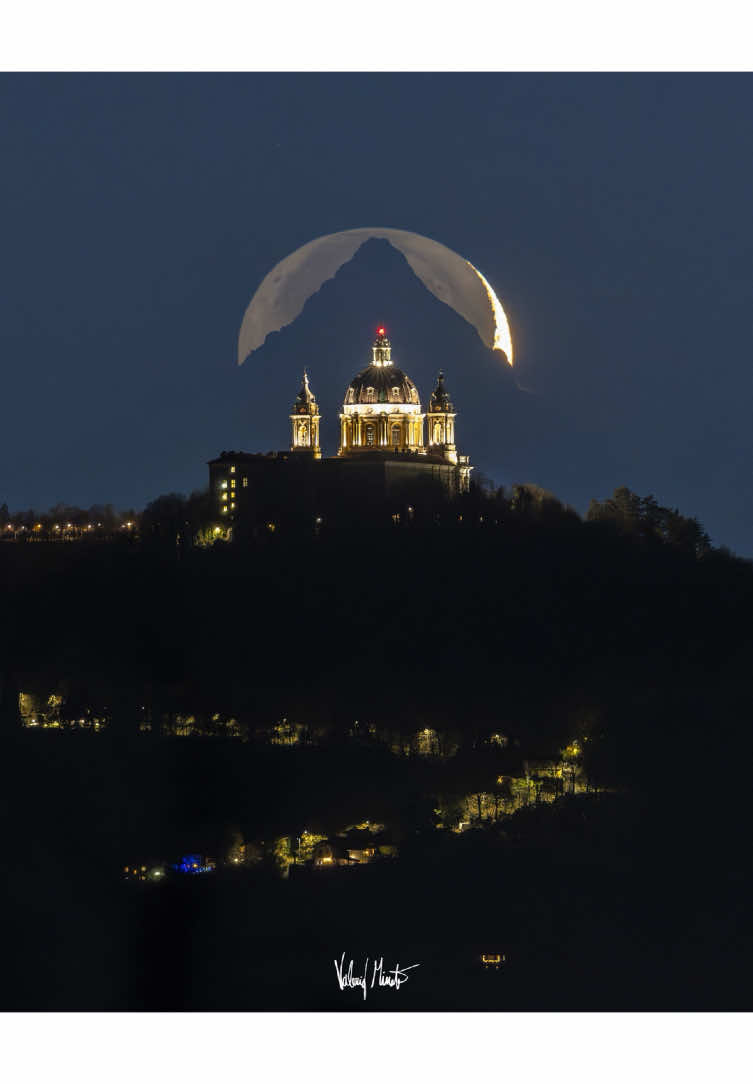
(333, 953, 420, 1000)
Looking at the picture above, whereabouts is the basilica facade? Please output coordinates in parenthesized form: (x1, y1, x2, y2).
(209, 328, 473, 529)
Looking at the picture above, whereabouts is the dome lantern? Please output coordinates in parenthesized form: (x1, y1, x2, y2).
(372, 327, 392, 367)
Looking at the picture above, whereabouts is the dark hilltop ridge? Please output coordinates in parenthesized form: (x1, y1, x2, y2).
(2, 477, 752, 1010)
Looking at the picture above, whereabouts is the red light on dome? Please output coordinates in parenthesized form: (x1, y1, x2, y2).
(377, 326, 385, 336)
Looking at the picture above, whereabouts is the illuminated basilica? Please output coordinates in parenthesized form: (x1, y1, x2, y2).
(209, 328, 473, 529)
(292, 329, 471, 475)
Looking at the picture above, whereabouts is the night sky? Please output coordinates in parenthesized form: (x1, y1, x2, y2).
(2, 73, 752, 551)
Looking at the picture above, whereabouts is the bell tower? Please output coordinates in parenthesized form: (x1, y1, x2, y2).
(290, 371, 321, 458)
(426, 371, 458, 464)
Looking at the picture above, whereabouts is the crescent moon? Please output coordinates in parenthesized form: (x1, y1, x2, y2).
(237, 227, 513, 366)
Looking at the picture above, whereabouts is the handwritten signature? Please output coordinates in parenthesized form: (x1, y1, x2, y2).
(334, 953, 420, 1000)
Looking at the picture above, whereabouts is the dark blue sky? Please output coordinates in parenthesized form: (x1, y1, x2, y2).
(2, 74, 752, 551)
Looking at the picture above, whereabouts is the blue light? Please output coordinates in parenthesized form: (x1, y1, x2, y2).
(175, 854, 213, 874)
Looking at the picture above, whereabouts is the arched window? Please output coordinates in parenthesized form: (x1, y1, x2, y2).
(366, 387, 375, 403)
(299, 422, 309, 444)
(391, 425, 401, 446)
(391, 387, 400, 401)
(433, 421, 442, 444)
(366, 425, 376, 446)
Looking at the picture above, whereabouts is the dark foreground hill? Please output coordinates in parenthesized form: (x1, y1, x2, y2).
(2, 495, 753, 1009)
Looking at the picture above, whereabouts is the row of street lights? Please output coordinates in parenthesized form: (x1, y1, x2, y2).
(2, 521, 135, 538)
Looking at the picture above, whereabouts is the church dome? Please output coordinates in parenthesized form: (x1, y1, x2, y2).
(342, 329, 422, 409)
(344, 364, 420, 407)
